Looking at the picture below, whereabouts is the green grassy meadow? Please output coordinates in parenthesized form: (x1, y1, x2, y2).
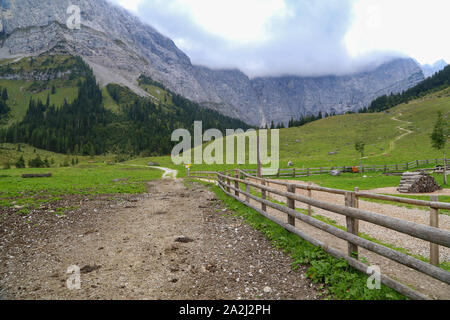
(0, 163, 162, 210)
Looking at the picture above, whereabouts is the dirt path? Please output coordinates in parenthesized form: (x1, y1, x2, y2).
(363, 115, 413, 160)
(0, 180, 318, 300)
(248, 178, 450, 299)
(117, 164, 178, 179)
(150, 166, 178, 179)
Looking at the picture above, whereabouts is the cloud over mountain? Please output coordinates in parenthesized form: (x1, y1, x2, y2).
(118, 0, 403, 77)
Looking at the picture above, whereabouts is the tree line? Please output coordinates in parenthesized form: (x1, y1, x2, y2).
(0, 59, 251, 157)
(0, 87, 10, 119)
(287, 111, 335, 128)
(360, 65, 450, 113)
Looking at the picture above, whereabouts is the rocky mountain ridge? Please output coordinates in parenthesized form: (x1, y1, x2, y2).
(0, 0, 425, 126)
(421, 60, 448, 78)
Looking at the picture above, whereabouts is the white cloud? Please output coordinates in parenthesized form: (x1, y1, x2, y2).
(110, 0, 449, 76)
(173, 0, 288, 44)
(346, 0, 450, 64)
(110, 0, 142, 12)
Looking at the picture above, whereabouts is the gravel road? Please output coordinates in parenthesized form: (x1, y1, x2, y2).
(0, 180, 319, 300)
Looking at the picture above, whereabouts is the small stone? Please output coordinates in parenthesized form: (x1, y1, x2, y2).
(263, 286, 272, 293)
(175, 236, 194, 243)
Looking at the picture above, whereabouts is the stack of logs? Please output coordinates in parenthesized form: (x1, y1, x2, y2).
(398, 172, 441, 193)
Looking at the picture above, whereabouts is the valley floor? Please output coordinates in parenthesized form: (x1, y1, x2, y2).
(0, 179, 319, 300)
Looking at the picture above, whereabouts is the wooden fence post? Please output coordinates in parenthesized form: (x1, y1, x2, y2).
(354, 187, 360, 208)
(307, 168, 310, 176)
(287, 184, 296, 226)
(430, 195, 440, 266)
(261, 180, 267, 212)
(307, 182, 312, 216)
(234, 171, 240, 197)
(406, 163, 409, 171)
(354, 187, 360, 233)
(345, 192, 359, 259)
(293, 168, 296, 178)
(245, 184, 250, 203)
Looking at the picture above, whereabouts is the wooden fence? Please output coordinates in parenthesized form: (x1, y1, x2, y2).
(188, 158, 449, 179)
(208, 170, 450, 300)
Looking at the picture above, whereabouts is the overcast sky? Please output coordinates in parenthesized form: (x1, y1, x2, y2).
(110, 0, 450, 77)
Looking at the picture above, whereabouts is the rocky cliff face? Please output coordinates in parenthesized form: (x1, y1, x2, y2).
(421, 60, 448, 78)
(0, 0, 425, 126)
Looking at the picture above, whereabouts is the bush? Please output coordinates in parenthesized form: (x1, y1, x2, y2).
(60, 158, 70, 167)
(15, 155, 26, 168)
(28, 155, 49, 168)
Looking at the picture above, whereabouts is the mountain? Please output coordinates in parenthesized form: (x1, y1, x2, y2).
(421, 60, 448, 78)
(0, 0, 425, 126)
(364, 64, 450, 113)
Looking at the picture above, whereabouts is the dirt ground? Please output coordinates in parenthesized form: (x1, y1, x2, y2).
(0, 179, 319, 300)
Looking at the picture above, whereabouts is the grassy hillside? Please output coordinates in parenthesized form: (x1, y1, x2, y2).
(0, 54, 251, 157)
(279, 87, 450, 167)
(0, 54, 127, 127)
(0, 143, 118, 168)
(120, 87, 450, 188)
(167, 87, 449, 173)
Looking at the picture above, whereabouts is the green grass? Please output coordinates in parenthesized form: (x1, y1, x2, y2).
(0, 54, 122, 126)
(0, 79, 79, 126)
(0, 143, 119, 168)
(282, 172, 402, 190)
(0, 164, 163, 209)
(197, 180, 406, 300)
(139, 83, 173, 105)
(102, 87, 121, 113)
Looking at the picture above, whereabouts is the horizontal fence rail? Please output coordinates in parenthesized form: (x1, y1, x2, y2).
(189, 169, 450, 300)
(237, 171, 450, 210)
(188, 158, 449, 179)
